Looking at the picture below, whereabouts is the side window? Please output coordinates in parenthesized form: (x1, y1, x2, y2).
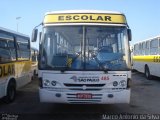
(139, 43, 142, 55)
(145, 41, 150, 55)
(17, 42, 21, 59)
(142, 42, 145, 55)
(8, 40, 16, 60)
(0, 39, 11, 63)
(0, 33, 13, 63)
(16, 37, 30, 60)
(134, 43, 141, 55)
(133, 44, 139, 55)
(150, 39, 158, 55)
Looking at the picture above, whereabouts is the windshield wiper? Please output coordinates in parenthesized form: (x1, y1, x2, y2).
(102, 68, 111, 73)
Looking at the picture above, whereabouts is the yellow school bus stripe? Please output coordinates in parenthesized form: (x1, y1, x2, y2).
(43, 14, 127, 24)
(0, 61, 31, 79)
(133, 55, 160, 63)
(0, 63, 15, 78)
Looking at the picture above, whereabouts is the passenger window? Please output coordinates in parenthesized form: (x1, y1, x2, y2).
(8, 40, 16, 60)
(17, 37, 30, 60)
(142, 42, 145, 55)
(150, 39, 158, 55)
(0, 39, 11, 63)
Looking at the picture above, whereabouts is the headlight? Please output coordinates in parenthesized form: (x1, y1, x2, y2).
(51, 80, 62, 91)
(113, 81, 118, 86)
(43, 79, 50, 86)
(51, 81, 57, 86)
(119, 80, 126, 87)
(43, 79, 62, 89)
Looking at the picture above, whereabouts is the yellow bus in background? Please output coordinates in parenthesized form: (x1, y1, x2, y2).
(31, 47, 38, 79)
(0, 27, 31, 103)
(132, 35, 160, 79)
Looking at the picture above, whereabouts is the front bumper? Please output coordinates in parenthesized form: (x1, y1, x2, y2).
(39, 88, 130, 104)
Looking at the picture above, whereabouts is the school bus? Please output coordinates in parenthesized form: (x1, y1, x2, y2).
(31, 47, 38, 78)
(32, 10, 132, 104)
(0, 27, 31, 103)
(132, 35, 160, 79)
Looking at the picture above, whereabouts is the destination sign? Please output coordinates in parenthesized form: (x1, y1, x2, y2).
(43, 14, 127, 24)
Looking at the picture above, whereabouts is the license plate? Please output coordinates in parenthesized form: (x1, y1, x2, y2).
(76, 93, 92, 99)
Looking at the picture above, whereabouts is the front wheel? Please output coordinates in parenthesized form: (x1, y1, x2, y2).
(145, 66, 152, 80)
(3, 81, 16, 103)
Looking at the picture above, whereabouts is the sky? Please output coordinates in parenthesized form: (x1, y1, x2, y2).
(1, 0, 160, 48)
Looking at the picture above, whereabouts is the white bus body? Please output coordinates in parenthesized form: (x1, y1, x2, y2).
(32, 10, 132, 104)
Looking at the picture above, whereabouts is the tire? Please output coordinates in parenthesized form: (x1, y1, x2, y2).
(3, 81, 16, 103)
(145, 66, 152, 80)
(33, 70, 36, 76)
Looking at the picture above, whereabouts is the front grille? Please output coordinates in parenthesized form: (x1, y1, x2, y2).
(64, 83, 105, 91)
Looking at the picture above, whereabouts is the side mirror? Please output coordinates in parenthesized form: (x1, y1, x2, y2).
(39, 32, 42, 43)
(127, 29, 132, 41)
(31, 29, 38, 42)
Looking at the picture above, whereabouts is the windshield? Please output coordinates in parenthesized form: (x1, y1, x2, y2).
(39, 25, 128, 71)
